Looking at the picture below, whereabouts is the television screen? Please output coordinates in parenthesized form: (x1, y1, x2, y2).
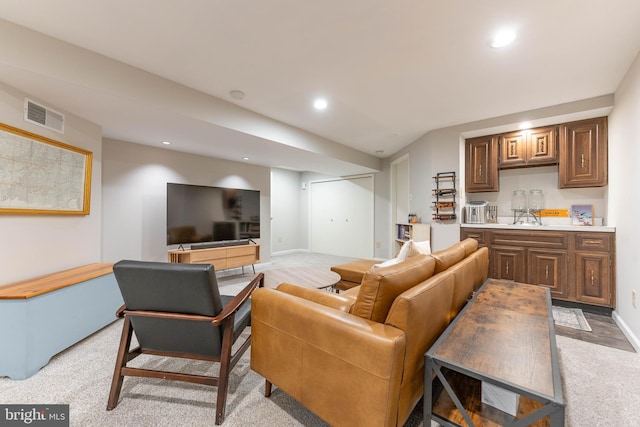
(166, 183, 260, 245)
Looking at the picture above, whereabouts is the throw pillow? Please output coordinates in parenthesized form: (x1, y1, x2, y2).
(406, 239, 431, 257)
(396, 240, 413, 261)
(371, 257, 401, 269)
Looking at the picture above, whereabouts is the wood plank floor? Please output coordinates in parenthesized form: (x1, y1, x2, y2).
(554, 311, 636, 352)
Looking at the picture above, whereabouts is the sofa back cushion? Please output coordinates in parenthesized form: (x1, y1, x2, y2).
(351, 254, 436, 323)
(385, 271, 455, 387)
(458, 238, 479, 257)
(430, 242, 466, 274)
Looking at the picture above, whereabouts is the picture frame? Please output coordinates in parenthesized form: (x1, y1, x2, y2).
(0, 122, 92, 215)
(571, 204, 593, 226)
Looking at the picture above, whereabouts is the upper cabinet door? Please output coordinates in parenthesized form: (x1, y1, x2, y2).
(498, 126, 558, 169)
(499, 131, 527, 168)
(559, 117, 608, 188)
(526, 126, 558, 166)
(465, 135, 499, 192)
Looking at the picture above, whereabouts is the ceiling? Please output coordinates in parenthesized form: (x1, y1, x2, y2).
(1, 1, 640, 176)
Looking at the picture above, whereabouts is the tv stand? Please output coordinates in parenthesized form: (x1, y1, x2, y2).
(168, 241, 260, 273)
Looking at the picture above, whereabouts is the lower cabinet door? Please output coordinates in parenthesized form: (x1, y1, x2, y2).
(527, 249, 569, 299)
(575, 251, 612, 306)
(491, 246, 526, 282)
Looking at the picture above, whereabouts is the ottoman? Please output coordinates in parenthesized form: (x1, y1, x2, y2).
(330, 259, 379, 292)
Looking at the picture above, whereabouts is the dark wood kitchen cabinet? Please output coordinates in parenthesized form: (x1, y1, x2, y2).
(465, 135, 498, 192)
(528, 248, 569, 300)
(499, 126, 558, 168)
(461, 227, 615, 308)
(574, 232, 614, 306)
(559, 117, 608, 188)
(491, 245, 526, 282)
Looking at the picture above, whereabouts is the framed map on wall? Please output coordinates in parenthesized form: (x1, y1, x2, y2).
(0, 122, 92, 215)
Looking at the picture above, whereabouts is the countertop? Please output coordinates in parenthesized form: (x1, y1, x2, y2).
(461, 223, 615, 233)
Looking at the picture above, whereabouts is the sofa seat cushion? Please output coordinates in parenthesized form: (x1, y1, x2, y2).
(351, 254, 436, 323)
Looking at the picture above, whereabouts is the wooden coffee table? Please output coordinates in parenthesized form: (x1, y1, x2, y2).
(425, 279, 565, 426)
(263, 267, 341, 291)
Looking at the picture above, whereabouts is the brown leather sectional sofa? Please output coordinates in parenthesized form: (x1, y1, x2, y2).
(250, 238, 489, 426)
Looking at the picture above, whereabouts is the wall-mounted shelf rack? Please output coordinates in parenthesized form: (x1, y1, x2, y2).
(432, 171, 457, 222)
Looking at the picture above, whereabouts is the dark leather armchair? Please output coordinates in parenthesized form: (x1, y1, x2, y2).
(106, 260, 263, 425)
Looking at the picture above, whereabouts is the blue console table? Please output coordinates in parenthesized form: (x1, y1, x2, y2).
(0, 263, 123, 380)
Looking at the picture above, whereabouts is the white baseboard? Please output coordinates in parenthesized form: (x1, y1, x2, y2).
(612, 311, 640, 352)
(272, 248, 310, 256)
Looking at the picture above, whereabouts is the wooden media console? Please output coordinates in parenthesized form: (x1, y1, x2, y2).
(168, 242, 260, 273)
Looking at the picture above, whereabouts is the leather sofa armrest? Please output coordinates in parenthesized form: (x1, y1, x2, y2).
(276, 282, 355, 312)
(250, 288, 406, 426)
(251, 286, 406, 381)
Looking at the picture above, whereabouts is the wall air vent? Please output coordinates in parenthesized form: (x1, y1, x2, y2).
(24, 99, 65, 133)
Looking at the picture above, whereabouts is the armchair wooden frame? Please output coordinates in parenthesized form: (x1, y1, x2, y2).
(107, 272, 264, 425)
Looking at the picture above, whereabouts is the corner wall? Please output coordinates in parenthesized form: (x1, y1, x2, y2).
(0, 82, 103, 284)
(609, 51, 640, 348)
(271, 168, 302, 253)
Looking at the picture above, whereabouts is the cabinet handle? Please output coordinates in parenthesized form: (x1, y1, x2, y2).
(506, 261, 509, 275)
(545, 265, 549, 280)
(583, 239, 600, 245)
(591, 270, 595, 286)
(581, 154, 585, 168)
(478, 163, 482, 178)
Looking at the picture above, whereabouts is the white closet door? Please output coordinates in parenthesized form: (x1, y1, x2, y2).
(310, 176, 374, 258)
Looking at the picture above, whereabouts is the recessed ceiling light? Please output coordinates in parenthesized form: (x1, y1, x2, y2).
(161, 140, 171, 145)
(489, 28, 517, 48)
(313, 98, 328, 110)
(230, 90, 245, 100)
(242, 157, 249, 161)
(519, 122, 532, 130)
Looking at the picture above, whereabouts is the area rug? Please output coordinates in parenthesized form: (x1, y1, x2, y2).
(552, 306, 592, 331)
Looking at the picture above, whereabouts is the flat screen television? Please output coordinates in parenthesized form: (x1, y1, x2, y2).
(166, 183, 260, 246)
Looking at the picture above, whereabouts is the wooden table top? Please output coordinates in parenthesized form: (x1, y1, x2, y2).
(263, 267, 340, 290)
(0, 263, 115, 299)
(431, 279, 556, 398)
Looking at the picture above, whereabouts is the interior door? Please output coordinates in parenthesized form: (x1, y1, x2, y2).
(310, 176, 374, 258)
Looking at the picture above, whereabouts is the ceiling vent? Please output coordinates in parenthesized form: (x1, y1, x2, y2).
(24, 99, 65, 133)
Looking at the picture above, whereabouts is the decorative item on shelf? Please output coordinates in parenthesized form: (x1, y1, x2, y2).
(571, 204, 594, 226)
(487, 205, 498, 223)
(432, 171, 457, 222)
(511, 188, 543, 225)
(408, 213, 419, 224)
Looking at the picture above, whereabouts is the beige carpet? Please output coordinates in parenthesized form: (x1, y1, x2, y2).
(1, 253, 638, 426)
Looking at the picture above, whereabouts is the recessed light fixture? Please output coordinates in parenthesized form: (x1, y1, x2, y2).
(488, 28, 517, 48)
(161, 140, 171, 145)
(313, 98, 328, 110)
(230, 90, 245, 100)
(519, 122, 532, 130)
(242, 157, 250, 161)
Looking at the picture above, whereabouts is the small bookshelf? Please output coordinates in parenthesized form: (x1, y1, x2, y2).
(395, 223, 431, 251)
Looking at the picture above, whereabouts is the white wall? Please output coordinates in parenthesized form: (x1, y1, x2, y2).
(271, 168, 302, 253)
(0, 82, 103, 283)
(609, 51, 640, 347)
(102, 138, 271, 264)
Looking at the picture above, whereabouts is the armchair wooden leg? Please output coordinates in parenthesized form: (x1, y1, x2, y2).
(265, 380, 272, 397)
(107, 317, 133, 410)
(215, 318, 236, 425)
